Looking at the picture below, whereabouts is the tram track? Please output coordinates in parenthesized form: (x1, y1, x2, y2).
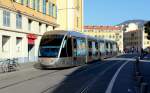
(0, 61, 101, 90)
(0, 70, 61, 90)
(40, 60, 124, 93)
(77, 61, 123, 93)
(0, 61, 103, 91)
(40, 61, 110, 93)
(0, 59, 126, 93)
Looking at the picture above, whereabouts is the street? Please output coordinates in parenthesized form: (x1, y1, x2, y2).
(0, 54, 149, 93)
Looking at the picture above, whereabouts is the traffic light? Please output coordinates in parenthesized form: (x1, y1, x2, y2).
(144, 21, 150, 40)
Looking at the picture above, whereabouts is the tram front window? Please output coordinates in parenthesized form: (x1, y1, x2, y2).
(39, 35, 64, 57)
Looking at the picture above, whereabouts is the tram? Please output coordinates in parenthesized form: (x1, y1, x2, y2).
(38, 30, 118, 68)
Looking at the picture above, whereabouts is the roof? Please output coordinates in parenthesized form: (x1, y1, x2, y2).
(84, 26, 121, 30)
(43, 30, 87, 38)
(43, 30, 116, 43)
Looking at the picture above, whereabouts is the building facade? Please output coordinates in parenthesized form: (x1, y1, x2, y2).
(56, 0, 84, 31)
(0, 0, 58, 63)
(123, 23, 150, 53)
(84, 26, 123, 52)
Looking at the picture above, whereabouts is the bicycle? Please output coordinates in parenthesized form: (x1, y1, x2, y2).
(0, 59, 9, 72)
(7, 58, 20, 72)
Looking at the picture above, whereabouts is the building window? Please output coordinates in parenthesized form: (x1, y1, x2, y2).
(2, 36, 10, 52)
(21, 0, 24, 4)
(113, 35, 115, 38)
(32, 0, 36, 9)
(43, 0, 46, 14)
(3, 10, 10, 27)
(15, 0, 20, 3)
(49, 2, 53, 16)
(52, 4, 57, 17)
(16, 37, 22, 52)
(28, 19, 32, 31)
(39, 22, 42, 32)
(120, 35, 122, 38)
(15, 0, 24, 4)
(109, 35, 111, 38)
(46, 24, 48, 31)
(77, 17, 79, 27)
(36, 0, 40, 11)
(77, 0, 79, 11)
(16, 13, 22, 29)
(25, 0, 30, 7)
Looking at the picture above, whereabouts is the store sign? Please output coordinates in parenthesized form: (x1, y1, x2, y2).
(27, 34, 37, 44)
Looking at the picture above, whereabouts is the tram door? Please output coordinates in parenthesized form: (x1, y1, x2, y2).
(28, 44, 35, 62)
(66, 37, 72, 57)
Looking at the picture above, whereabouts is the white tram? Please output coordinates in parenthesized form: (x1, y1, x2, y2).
(38, 30, 118, 68)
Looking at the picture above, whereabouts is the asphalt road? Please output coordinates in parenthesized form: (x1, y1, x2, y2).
(0, 54, 139, 93)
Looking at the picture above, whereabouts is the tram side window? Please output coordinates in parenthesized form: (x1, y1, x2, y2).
(110, 43, 113, 52)
(110, 43, 113, 49)
(67, 37, 72, 57)
(73, 38, 77, 56)
(100, 42, 105, 53)
(105, 42, 109, 55)
(106, 43, 109, 49)
(60, 39, 67, 57)
(95, 42, 98, 49)
(92, 42, 96, 56)
(88, 41, 92, 56)
(88, 41, 92, 48)
(95, 42, 99, 56)
(73, 39, 77, 48)
(60, 37, 73, 57)
(76, 38, 86, 56)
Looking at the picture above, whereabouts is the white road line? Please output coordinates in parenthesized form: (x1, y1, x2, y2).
(105, 60, 130, 93)
(140, 60, 150, 62)
(76, 60, 123, 93)
(105, 58, 136, 61)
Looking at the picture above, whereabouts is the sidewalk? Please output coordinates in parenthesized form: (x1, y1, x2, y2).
(0, 62, 38, 74)
(142, 54, 150, 60)
(111, 60, 150, 93)
(140, 62, 150, 93)
(0, 62, 46, 90)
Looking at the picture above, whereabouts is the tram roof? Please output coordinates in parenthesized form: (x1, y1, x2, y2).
(44, 30, 87, 38)
(43, 30, 116, 43)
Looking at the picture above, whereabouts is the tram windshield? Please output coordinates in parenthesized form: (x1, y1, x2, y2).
(39, 35, 64, 57)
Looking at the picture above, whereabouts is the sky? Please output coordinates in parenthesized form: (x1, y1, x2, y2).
(84, 0, 150, 26)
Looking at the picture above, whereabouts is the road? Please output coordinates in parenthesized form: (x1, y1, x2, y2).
(0, 54, 141, 93)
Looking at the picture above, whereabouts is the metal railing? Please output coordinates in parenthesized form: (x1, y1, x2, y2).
(133, 57, 149, 93)
(0, 58, 20, 73)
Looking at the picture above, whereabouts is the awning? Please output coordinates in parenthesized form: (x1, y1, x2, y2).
(27, 34, 37, 45)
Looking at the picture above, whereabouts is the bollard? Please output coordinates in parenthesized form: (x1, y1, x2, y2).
(136, 72, 141, 76)
(136, 57, 140, 63)
(135, 57, 141, 74)
(133, 60, 141, 80)
(140, 82, 148, 93)
(136, 76, 143, 87)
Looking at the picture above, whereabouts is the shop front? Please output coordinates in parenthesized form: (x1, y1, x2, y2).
(27, 34, 37, 62)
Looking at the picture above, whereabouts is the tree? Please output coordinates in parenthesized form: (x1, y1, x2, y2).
(144, 21, 150, 39)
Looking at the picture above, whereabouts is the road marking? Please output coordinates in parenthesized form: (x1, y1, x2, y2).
(76, 60, 123, 93)
(105, 58, 136, 61)
(140, 60, 150, 62)
(105, 60, 130, 93)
